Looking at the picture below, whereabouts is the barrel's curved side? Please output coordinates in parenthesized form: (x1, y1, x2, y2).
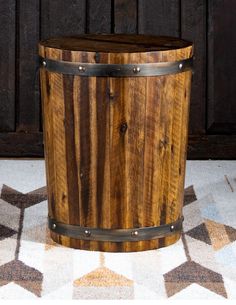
(39, 44, 193, 252)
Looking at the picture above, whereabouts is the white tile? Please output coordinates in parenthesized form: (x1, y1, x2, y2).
(223, 277, 236, 299)
(155, 239, 187, 275)
(0, 236, 17, 265)
(0, 160, 46, 193)
(104, 252, 134, 280)
(133, 283, 163, 299)
(72, 249, 100, 279)
(0, 282, 38, 299)
(41, 246, 74, 296)
(42, 282, 73, 299)
(18, 239, 46, 273)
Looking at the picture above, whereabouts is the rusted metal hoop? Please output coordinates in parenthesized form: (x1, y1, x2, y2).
(48, 216, 184, 242)
(39, 56, 193, 77)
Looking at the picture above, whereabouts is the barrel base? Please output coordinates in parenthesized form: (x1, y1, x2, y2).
(50, 231, 182, 252)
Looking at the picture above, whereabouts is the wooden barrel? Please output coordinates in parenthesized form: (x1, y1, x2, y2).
(39, 34, 193, 252)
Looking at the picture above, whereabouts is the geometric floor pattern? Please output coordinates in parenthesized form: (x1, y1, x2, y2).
(0, 160, 236, 299)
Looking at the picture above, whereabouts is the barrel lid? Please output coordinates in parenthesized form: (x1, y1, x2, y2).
(39, 34, 192, 53)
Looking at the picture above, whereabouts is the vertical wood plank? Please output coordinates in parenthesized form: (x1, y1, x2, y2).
(95, 72, 110, 230)
(124, 54, 146, 251)
(87, 0, 112, 33)
(46, 48, 71, 246)
(39, 46, 56, 219)
(181, 0, 206, 134)
(0, 0, 16, 131)
(17, 0, 40, 132)
(109, 73, 127, 231)
(138, 0, 180, 36)
(62, 61, 80, 227)
(114, 0, 137, 33)
(41, 0, 86, 39)
(142, 53, 162, 250)
(79, 77, 91, 226)
(207, 0, 236, 133)
(40, 0, 86, 135)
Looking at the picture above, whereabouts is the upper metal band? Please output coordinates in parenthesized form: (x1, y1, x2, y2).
(48, 216, 183, 242)
(39, 56, 193, 77)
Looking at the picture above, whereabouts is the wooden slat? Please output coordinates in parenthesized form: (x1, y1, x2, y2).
(142, 55, 162, 250)
(123, 54, 146, 251)
(0, 0, 16, 131)
(108, 77, 126, 251)
(109, 72, 127, 230)
(207, 0, 236, 133)
(40, 81, 54, 219)
(79, 78, 91, 226)
(95, 75, 111, 250)
(17, 0, 40, 132)
(87, 0, 112, 33)
(94, 61, 110, 230)
(181, 0, 206, 134)
(62, 53, 80, 226)
(40, 0, 86, 136)
(138, 0, 180, 36)
(39, 45, 57, 220)
(114, 0, 137, 33)
(41, 0, 86, 39)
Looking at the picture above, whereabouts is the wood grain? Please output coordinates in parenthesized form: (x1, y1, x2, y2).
(114, 0, 137, 33)
(0, 0, 15, 132)
(1, 1, 235, 160)
(40, 34, 193, 252)
(181, 0, 206, 134)
(41, 0, 86, 39)
(207, 0, 236, 134)
(138, 0, 180, 37)
(17, 0, 40, 132)
(87, 0, 112, 33)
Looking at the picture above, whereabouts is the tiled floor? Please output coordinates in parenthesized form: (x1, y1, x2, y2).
(0, 160, 236, 299)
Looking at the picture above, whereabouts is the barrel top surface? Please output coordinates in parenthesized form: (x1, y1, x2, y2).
(39, 34, 192, 53)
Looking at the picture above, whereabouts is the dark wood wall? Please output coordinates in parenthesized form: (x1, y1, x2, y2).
(0, 0, 236, 159)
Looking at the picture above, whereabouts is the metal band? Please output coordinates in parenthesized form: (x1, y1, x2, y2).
(48, 216, 184, 242)
(39, 56, 193, 77)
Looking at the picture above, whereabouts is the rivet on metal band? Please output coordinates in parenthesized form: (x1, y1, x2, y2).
(48, 216, 184, 242)
(39, 56, 193, 77)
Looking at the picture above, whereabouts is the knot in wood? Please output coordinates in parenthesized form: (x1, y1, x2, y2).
(120, 122, 128, 133)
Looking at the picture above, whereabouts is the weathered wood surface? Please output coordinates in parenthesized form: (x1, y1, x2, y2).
(181, 0, 206, 135)
(1, 1, 235, 159)
(17, 0, 40, 132)
(138, 0, 180, 37)
(114, 0, 137, 33)
(87, 0, 112, 33)
(207, 0, 236, 134)
(39, 35, 193, 252)
(0, 0, 16, 131)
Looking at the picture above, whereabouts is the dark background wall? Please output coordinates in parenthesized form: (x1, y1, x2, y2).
(0, 0, 235, 159)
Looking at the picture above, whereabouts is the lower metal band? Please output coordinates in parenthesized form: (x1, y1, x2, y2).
(39, 56, 193, 77)
(48, 216, 184, 242)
